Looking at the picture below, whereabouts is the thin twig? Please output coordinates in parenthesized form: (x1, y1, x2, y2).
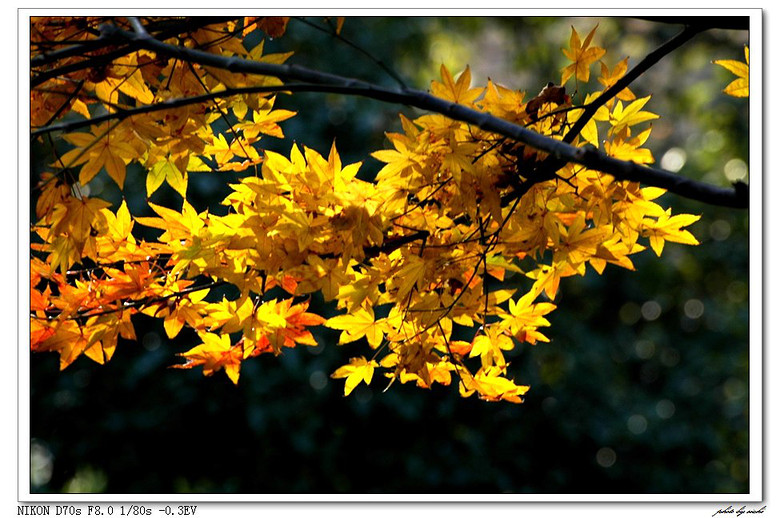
(30, 17, 240, 87)
(33, 279, 229, 321)
(292, 16, 408, 89)
(563, 24, 706, 145)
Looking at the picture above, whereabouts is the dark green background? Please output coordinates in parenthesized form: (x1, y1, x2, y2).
(30, 17, 750, 494)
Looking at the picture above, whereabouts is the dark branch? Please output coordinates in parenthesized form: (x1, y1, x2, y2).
(567, 145, 748, 208)
(365, 230, 430, 259)
(563, 24, 705, 144)
(34, 279, 229, 321)
(32, 83, 365, 137)
(37, 19, 747, 209)
(30, 17, 240, 88)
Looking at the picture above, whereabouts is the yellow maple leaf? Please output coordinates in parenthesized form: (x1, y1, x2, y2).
(499, 293, 556, 345)
(35, 172, 70, 222)
(48, 196, 111, 271)
(642, 209, 701, 256)
(249, 298, 326, 354)
(567, 105, 601, 148)
(107, 54, 155, 105)
(236, 98, 296, 140)
(60, 126, 137, 187)
(146, 157, 188, 198)
(172, 331, 243, 384)
(553, 213, 612, 268)
(608, 96, 659, 136)
(605, 126, 654, 164)
(331, 356, 377, 396)
(431, 65, 483, 105)
(460, 366, 530, 403)
(34, 319, 88, 370)
(598, 57, 635, 101)
(49, 196, 111, 246)
(135, 200, 204, 242)
(325, 305, 384, 348)
(205, 296, 255, 334)
(161, 289, 210, 339)
(372, 123, 425, 181)
(561, 25, 606, 84)
(714, 46, 749, 98)
(469, 326, 514, 368)
(393, 255, 427, 302)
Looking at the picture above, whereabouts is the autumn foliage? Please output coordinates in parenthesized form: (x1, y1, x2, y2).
(30, 17, 748, 403)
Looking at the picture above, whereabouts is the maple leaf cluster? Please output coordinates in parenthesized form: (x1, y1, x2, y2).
(30, 18, 718, 403)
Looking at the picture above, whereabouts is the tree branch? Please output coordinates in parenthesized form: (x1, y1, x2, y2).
(568, 145, 748, 208)
(562, 24, 705, 144)
(38, 19, 747, 209)
(31, 83, 376, 137)
(30, 17, 240, 87)
(33, 279, 229, 321)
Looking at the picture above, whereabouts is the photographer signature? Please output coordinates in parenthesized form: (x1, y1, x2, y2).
(713, 505, 766, 517)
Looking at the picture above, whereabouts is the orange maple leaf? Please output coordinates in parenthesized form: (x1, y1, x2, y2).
(172, 332, 243, 384)
(257, 17, 289, 38)
(255, 299, 326, 353)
